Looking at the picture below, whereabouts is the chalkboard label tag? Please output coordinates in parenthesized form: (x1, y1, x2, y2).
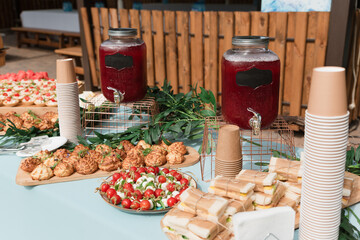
(236, 68, 272, 89)
(105, 53, 133, 70)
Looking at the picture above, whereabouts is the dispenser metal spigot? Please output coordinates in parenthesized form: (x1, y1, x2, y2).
(107, 86, 125, 104)
(247, 107, 261, 136)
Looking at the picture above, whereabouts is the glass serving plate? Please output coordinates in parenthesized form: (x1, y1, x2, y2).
(98, 170, 197, 215)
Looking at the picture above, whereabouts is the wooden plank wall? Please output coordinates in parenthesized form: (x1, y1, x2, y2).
(82, 8, 331, 117)
(347, 9, 360, 121)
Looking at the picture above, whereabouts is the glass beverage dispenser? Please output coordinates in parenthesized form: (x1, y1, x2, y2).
(221, 36, 280, 135)
(99, 28, 147, 103)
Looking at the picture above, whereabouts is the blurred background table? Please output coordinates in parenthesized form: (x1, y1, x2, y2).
(20, 9, 80, 33)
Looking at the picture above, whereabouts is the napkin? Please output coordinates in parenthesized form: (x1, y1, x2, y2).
(232, 206, 295, 240)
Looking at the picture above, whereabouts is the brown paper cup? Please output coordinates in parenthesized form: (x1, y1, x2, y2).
(307, 67, 347, 116)
(56, 58, 77, 83)
(215, 124, 242, 161)
(215, 158, 242, 177)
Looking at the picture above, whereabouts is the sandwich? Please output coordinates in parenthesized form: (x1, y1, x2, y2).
(208, 176, 255, 201)
(162, 208, 195, 236)
(235, 169, 278, 194)
(162, 208, 227, 240)
(178, 187, 229, 221)
(284, 190, 301, 205)
(283, 182, 302, 195)
(224, 197, 254, 229)
(342, 177, 354, 206)
(224, 197, 254, 217)
(187, 216, 226, 240)
(213, 230, 233, 240)
(277, 196, 298, 211)
(269, 157, 303, 183)
(253, 182, 286, 210)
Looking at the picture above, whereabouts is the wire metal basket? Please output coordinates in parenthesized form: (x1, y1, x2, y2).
(200, 116, 296, 182)
(81, 95, 158, 138)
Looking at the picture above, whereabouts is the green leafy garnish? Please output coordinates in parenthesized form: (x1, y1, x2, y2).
(143, 148, 152, 156)
(339, 208, 360, 239)
(0, 120, 59, 146)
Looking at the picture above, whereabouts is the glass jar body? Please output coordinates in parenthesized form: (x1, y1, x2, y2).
(221, 44, 280, 129)
(99, 35, 147, 103)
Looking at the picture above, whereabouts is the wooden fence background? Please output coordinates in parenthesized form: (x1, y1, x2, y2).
(347, 9, 360, 121)
(81, 7, 330, 117)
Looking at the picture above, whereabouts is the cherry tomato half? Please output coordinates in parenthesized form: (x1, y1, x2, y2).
(158, 175, 166, 183)
(147, 167, 156, 174)
(121, 199, 132, 209)
(106, 188, 116, 199)
(101, 183, 110, 193)
(180, 178, 189, 186)
(167, 197, 177, 207)
(112, 172, 121, 181)
(174, 173, 182, 181)
(155, 189, 163, 198)
(111, 195, 121, 205)
(175, 194, 181, 202)
(144, 189, 155, 198)
(167, 183, 175, 192)
(140, 200, 151, 210)
(130, 201, 140, 210)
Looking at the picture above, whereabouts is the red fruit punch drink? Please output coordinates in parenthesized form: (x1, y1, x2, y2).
(222, 36, 280, 129)
(99, 28, 147, 103)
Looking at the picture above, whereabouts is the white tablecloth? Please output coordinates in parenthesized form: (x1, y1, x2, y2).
(20, 9, 80, 33)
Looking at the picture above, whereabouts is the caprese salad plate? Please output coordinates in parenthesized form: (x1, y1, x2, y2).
(98, 166, 197, 214)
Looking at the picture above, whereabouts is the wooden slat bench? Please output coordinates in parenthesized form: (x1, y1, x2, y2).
(0, 34, 5, 66)
(55, 46, 84, 77)
(11, 27, 80, 49)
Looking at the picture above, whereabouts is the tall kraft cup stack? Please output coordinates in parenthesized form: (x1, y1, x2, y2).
(299, 67, 349, 240)
(215, 124, 243, 178)
(56, 59, 82, 143)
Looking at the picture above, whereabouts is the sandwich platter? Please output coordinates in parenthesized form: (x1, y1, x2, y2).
(98, 167, 197, 214)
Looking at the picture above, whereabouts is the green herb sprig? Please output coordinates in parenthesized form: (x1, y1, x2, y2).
(346, 146, 360, 175)
(339, 208, 360, 239)
(0, 120, 59, 146)
(80, 81, 217, 147)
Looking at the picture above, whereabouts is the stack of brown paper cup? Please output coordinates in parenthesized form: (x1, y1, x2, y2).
(215, 124, 243, 178)
(299, 67, 348, 240)
(56, 59, 82, 143)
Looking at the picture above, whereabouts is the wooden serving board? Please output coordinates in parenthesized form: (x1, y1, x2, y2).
(15, 146, 200, 186)
(0, 106, 57, 115)
(162, 146, 200, 168)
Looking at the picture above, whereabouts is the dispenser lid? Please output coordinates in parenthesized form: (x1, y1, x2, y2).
(232, 36, 269, 46)
(108, 28, 137, 37)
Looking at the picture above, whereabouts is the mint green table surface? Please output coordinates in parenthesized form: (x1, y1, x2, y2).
(1, 143, 358, 240)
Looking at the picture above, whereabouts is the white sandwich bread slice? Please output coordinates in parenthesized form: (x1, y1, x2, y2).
(343, 177, 354, 197)
(208, 176, 255, 200)
(277, 196, 298, 211)
(187, 215, 226, 240)
(269, 157, 303, 183)
(225, 197, 254, 217)
(283, 182, 302, 195)
(284, 191, 301, 205)
(161, 208, 227, 240)
(235, 170, 277, 194)
(163, 208, 196, 234)
(253, 182, 286, 210)
(178, 187, 229, 221)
